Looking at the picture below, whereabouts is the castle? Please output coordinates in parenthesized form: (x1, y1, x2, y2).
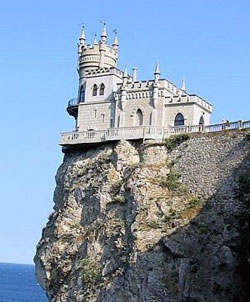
(60, 24, 213, 146)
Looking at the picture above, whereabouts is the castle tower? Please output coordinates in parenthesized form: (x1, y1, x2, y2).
(77, 24, 119, 80)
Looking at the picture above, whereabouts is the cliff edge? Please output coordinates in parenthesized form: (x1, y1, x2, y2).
(35, 131, 250, 302)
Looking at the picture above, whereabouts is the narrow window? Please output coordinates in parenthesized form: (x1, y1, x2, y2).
(199, 115, 205, 125)
(100, 83, 105, 95)
(94, 109, 97, 118)
(101, 113, 105, 122)
(135, 109, 143, 126)
(149, 112, 153, 125)
(110, 118, 114, 128)
(79, 86, 85, 102)
(174, 113, 184, 126)
(92, 84, 98, 96)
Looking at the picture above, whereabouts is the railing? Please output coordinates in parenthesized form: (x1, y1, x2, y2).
(60, 120, 250, 146)
(67, 98, 78, 107)
(170, 120, 250, 136)
(60, 126, 163, 145)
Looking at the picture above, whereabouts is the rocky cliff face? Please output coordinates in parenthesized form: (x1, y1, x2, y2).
(35, 131, 250, 302)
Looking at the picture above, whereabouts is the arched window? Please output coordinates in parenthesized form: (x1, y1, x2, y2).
(100, 83, 105, 95)
(79, 86, 85, 102)
(174, 113, 184, 126)
(92, 84, 98, 96)
(199, 115, 205, 125)
(135, 109, 143, 126)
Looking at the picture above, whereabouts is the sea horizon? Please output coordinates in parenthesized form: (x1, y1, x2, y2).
(0, 262, 48, 302)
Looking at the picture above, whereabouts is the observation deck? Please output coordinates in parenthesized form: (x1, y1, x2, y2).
(60, 120, 250, 147)
(67, 98, 79, 118)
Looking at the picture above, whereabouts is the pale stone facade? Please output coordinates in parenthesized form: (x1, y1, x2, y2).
(66, 24, 212, 138)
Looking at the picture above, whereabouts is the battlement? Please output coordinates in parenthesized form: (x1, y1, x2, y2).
(166, 94, 212, 112)
(117, 79, 179, 94)
(77, 25, 118, 77)
(84, 67, 124, 78)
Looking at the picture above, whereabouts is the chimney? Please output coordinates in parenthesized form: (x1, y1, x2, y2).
(132, 67, 137, 82)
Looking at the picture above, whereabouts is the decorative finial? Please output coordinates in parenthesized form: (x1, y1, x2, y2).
(112, 29, 118, 50)
(122, 66, 128, 87)
(154, 61, 160, 83)
(154, 61, 160, 75)
(79, 25, 86, 43)
(93, 33, 98, 44)
(123, 66, 128, 78)
(181, 78, 186, 91)
(100, 19, 107, 43)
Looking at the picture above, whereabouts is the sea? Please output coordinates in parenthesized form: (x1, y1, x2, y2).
(0, 262, 48, 302)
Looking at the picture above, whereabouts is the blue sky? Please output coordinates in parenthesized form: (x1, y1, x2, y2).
(0, 0, 249, 264)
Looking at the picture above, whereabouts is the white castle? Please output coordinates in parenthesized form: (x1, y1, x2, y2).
(60, 24, 213, 146)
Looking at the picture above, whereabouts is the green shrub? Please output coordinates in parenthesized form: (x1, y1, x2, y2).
(165, 134, 190, 151)
(187, 197, 200, 209)
(80, 257, 101, 285)
(110, 180, 122, 195)
(159, 170, 181, 191)
(113, 195, 125, 203)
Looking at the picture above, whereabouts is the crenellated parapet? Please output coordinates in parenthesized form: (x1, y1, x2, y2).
(166, 94, 212, 113)
(77, 24, 119, 79)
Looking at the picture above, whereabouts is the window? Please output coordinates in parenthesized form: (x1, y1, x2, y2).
(101, 113, 105, 122)
(199, 115, 205, 125)
(92, 84, 98, 96)
(135, 109, 143, 126)
(79, 86, 85, 102)
(149, 112, 153, 125)
(110, 118, 114, 128)
(100, 83, 105, 95)
(174, 113, 184, 126)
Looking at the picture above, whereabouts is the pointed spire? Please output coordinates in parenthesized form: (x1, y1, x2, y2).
(122, 66, 128, 87)
(154, 61, 160, 83)
(79, 26, 86, 45)
(123, 66, 128, 78)
(112, 30, 118, 50)
(181, 78, 186, 91)
(101, 21, 107, 43)
(93, 34, 98, 44)
(154, 61, 160, 75)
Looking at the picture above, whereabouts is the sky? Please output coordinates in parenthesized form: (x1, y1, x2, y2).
(0, 0, 250, 264)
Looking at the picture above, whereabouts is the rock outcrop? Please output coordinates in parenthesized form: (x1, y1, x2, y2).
(35, 131, 250, 302)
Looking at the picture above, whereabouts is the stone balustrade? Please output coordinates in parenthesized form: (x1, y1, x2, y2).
(60, 120, 250, 146)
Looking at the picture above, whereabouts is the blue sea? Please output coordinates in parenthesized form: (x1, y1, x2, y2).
(0, 262, 48, 302)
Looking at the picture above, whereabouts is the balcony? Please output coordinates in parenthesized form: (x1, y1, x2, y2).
(60, 120, 250, 147)
(60, 126, 164, 146)
(67, 98, 79, 118)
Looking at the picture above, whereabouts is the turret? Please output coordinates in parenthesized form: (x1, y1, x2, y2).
(112, 31, 118, 52)
(132, 67, 137, 82)
(77, 23, 119, 79)
(100, 22, 107, 44)
(78, 26, 86, 56)
(93, 34, 98, 45)
(79, 26, 86, 44)
(181, 78, 186, 92)
(122, 66, 128, 87)
(153, 62, 160, 110)
(154, 61, 160, 83)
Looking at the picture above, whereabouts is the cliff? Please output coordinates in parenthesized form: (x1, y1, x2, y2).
(34, 130, 250, 302)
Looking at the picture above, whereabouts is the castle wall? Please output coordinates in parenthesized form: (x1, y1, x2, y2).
(81, 72, 122, 103)
(77, 101, 115, 131)
(164, 103, 195, 127)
